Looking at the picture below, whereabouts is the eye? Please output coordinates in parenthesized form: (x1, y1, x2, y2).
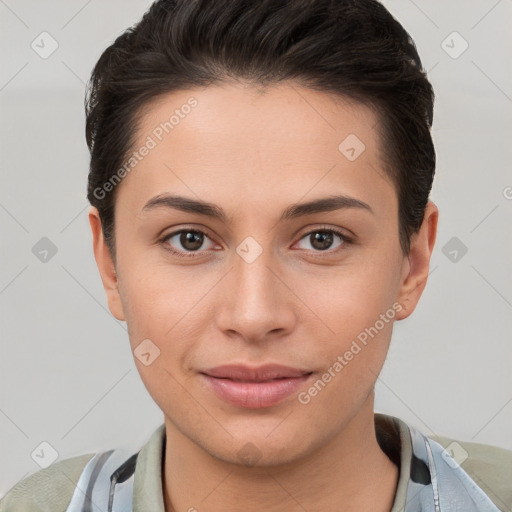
(161, 229, 217, 257)
(295, 228, 350, 253)
(160, 226, 352, 258)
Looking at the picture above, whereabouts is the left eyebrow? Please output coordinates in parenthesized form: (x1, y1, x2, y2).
(140, 193, 373, 223)
(279, 195, 373, 221)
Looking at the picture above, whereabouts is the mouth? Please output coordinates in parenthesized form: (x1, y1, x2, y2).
(199, 364, 314, 409)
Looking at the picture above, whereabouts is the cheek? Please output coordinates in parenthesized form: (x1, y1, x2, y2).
(117, 259, 215, 366)
(295, 288, 397, 425)
(301, 250, 401, 339)
(117, 264, 204, 412)
(295, 245, 402, 385)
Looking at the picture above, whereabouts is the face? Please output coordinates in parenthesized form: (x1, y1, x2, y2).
(90, 82, 437, 466)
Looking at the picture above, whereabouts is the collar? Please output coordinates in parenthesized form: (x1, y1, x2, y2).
(72, 413, 499, 511)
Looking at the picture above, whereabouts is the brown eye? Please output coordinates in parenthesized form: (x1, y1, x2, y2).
(162, 229, 216, 256)
(296, 229, 348, 252)
(179, 231, 204, 251)
(310, 231, 334, 251)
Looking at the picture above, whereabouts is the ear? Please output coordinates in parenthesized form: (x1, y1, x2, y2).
(89, 207, 125, 321)
(395, 201, 438, 320)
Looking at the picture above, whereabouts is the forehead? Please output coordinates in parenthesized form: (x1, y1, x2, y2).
(115, 82, 394, 217)
(136, 81, 381, 156)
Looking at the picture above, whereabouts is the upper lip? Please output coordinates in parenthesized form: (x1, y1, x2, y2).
(200, 364, 312, 382)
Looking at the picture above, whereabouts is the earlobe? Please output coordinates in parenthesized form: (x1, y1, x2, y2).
(88, 207, 126, 321)
(395, 201, 438, 320)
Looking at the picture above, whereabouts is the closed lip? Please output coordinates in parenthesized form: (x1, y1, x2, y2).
(199, 364, 313, 381)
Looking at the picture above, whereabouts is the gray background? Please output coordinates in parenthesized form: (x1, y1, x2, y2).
(1, 0, 511, 496)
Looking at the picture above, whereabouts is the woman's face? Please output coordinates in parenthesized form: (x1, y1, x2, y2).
(91, 82, 435, 466)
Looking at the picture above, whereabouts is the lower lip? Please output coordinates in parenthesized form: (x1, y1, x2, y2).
(201, 374, 312, 409)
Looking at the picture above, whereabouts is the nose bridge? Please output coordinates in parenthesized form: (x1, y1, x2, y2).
(241, 251, 273, 294)
(216, 236, 294, 340)
(232, 239, 279, 312)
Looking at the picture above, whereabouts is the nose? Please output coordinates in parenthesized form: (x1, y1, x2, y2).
(215, 244, 297, 344)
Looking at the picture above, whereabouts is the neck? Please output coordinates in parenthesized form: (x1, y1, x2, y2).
(162, 394, 398, 512)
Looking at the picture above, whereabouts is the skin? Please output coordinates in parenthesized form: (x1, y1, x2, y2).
(90, 81, 438, 511)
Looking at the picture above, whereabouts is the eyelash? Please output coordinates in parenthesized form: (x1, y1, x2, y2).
(159, 225, 353, 259)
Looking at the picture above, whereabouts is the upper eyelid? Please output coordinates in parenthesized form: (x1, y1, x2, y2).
(298, 225, 352, 239)
(161, 226, 218, 244)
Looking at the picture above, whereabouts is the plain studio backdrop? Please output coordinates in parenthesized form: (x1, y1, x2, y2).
(0, 0, 511, 496)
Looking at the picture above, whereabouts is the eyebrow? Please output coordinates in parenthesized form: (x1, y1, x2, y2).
(141, 193, 373, 223)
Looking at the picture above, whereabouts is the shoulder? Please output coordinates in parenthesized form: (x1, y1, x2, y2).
(431, 434, 512, 511)
(0, 453, 94, 512)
